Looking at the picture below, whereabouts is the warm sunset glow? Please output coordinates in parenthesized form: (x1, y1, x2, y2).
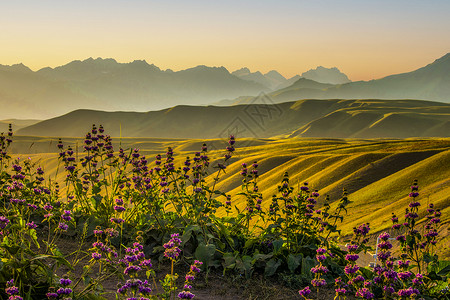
(1, 1, 449, 81)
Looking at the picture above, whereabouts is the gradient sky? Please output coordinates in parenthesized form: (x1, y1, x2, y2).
(1, 0, 449, 81)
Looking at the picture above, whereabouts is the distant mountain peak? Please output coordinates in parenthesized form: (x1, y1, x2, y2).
(265, 70, 286, 81)
(232, 68, 296, 90)
(429, 52, 450, 66)
(0, 63, 33, 73)
(186, 65, 230, 73)
(436, 52, 450, 60)
(130, 59, 149, 65)
(232, 67, 251, 76)
(301, 66, 351, 84)
(128, 59, 161, 71)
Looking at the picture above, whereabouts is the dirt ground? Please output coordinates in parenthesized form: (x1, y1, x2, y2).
(52, 235, 353, 300)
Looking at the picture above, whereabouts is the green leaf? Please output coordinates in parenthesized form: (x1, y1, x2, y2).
(287, 253, 302, 273)
(29, 229, 40, 248)
(90, 195, 102, 209)
(301, 256, 315, 277)
(264, 258, 281, 277)
(236, 255, 253, 277)
(272, 238, 284, 255)
(222, 252, 236, 271)
(92, 184, 101, 195)
(426, 271, 442, 281)
(244, 239, 256, 249)
(437, 264, 450, 277)
(181, 225, 200, 246)
(423, 253, 435, 264)
(252, 251, 273, 269)
(194, 243, 216, 267)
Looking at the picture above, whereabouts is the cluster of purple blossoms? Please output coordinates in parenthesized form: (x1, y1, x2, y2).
(11, 163, 25, 181)
(224, 135, 235, 160)
(121, 242, 152, 277)
(163, 233, 182, 260)
(10, 198, 26, 205)
(59, 276, 72, 287)
(389, 180, 439, 296)
(240, 160, 259, 182)
(308, 247, 329, 292)
(344, 243, 360, 278)
(370, 234, 401, 299)
(110, 217, 125, 224)
(46, 275, 73, 299)
(215, 135, 236, 172)
(334, 277, 348, 299)
(298, 286, 311, 300)
(5, 279, 22, 300)
(300, 182, 309, 192)
(58, 222, 69, 231)
(26, 221, 37, 230)
(300, 187, 322, 225)
(340, 222, 376, 298)
(240, 163, 248, 177)
(91, 239, 119, 263)
(423, 203, 441, 248)
(178, 260, 203, 299)
(0, 124, 13, 162)
(355, 287, 374, 299)
(61, 210, 72, 222)
(0, 216, 10, 230)
(225, 195, 232, 210)
(397, 287, 420, 298)
(353, 223, 370, 237)
(117, 278, 152, 299)
(412, 273, 423, 286)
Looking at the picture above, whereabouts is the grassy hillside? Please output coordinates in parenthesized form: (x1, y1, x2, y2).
(9, 136, 450, 257)
(0, 119, 40, 132)
(16, 99, 450, 139)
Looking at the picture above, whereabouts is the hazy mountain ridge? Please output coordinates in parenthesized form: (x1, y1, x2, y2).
(228, 53, 450, 105)
(16, 99, 450, 139)
(301, 66, 351, 84)
(0, 58, 268, 119)
(1, 53, 449, 120)
(231, 68, 301, 90)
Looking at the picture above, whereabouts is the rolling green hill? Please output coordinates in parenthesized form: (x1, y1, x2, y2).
(16, 99, 450, 139)
(8, 136, 450, 256)
(0, 118, 40, 132)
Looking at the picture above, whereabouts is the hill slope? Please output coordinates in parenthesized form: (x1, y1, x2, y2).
(9, 136, 450, 257)
(16, 99, 450, 139)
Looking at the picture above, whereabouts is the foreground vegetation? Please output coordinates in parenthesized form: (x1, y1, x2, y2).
(0, 125, 449, 299)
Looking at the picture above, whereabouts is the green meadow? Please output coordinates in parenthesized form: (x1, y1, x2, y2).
(10, 135, 450, 257)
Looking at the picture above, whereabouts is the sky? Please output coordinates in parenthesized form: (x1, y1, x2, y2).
(1, 0, 449, 81)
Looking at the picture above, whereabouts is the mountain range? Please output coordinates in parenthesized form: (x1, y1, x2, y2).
(231, 68, 301, 90)
(0, 58, 350, 120)
(15, 99, 450, 139)
(218, 53, 450, 106)
(0, 58, 269, 119)
(2, 53, 449, 120)
(301, 66, 351, 84)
